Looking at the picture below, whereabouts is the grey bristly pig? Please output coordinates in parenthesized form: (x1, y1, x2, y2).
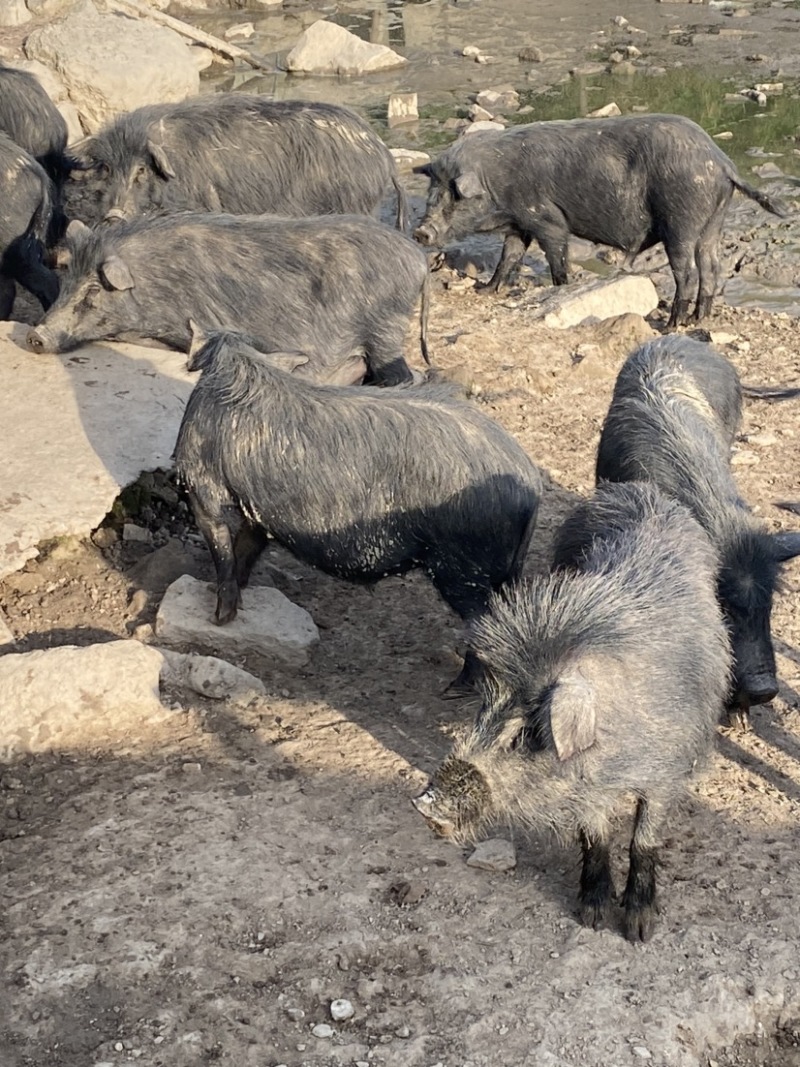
(414, 481, 731, 941)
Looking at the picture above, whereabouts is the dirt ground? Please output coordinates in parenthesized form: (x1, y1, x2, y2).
(3, 3, 800, 1066)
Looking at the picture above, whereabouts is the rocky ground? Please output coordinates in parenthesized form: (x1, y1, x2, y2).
(2, 3, 800, 1067)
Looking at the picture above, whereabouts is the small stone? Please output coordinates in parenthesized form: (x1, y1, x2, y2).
(608, 51, 625, 64)
(747, 432, 777, 447)
(390, 148, 430, 172)
(388, 92, 418, 128)
(588, 102, 622, 118)
(469, 104, 495, 122)
(224, 22, 255, 40)
(714, 131, 734, 140)
(462, 45, 482, 57)
(114, 1043, 124, 1052)
(518, 46, 543, 62)
(612, 14, 629, 26)
(330, 999, 354, 1021)
(731, 450, 760, 467)
(285, 1006, 305, 1020)
(752, 162, 783, 179)
(395, 1025, 411, 1038)
(181, 762, 203, 775)
(709, 330, 738, 344)
(633, 1048, 652, 1060)
(123, 523, 152, 544)
(475, 54, 493, 65)
(754, 83, 783, 94)
(92, 526, 118, 549)
(311, 1023, 334, 1039)
(466, 838, 517, 872)
(626, 45, 642, 58)
(462, 120, 506, 136)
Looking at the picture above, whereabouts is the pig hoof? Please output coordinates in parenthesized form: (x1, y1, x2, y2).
(578, 899, 610, 931)
(623, 903, 657, 944)
(214, 603, 238, 626)
(725, 706, 751, 732)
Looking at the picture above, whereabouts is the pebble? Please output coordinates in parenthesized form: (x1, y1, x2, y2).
(114, 1043, 124, 1052)
(588, 102, 622, 118)
(330, 999, 354, 1021)
(612, 14, 629, 26)
(462, 45, 482, 57)
(224, 21, 254, 40)
(123, 523, 152, 544)
(466, 838, 517, 872)
(311, 1023, 334, 1039)
(748, 432, 777, 447)
(633, 1048, 652, 1060)
(714, 131, 734, 140)
(395, 1025, 411, 1038)
(285, 1006, 305, 1021)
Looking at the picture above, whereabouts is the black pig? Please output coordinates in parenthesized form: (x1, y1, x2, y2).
(414, 114, 786, 327)
(0, 133, 59, 318)
(415, 481, 731, 941)
(0, 60, 69, 183)
(173, 331, 541, 690)
(74, 95, 406, 229)
(595, 335, 800, 718)
(26, 213, 429, 386)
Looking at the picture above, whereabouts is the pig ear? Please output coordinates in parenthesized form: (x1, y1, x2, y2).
(772, 530, 800, 563)
(454, 171, 484, 199)
(187, 319, 211, 358)
(544, 664, 598, 762)
(146, 139, 176, 180)
(66, 219, 91, 246)
(412, 163, 434, 179)
(99, 255, 135, 291)
(259, 350, 311, 374)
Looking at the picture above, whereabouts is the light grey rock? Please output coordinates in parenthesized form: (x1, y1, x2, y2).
(0, 0, 31, 26)
(476, 85, 519, 111)
(539, 276, 659, 329)
(469, 103, 495, 122)
(0, 641, 169, 760)
(466, 838, 517, 872)
(588, 102, 622, 118)
(123, 523, 152, 544)
(224, 22, 254, 40)
(311, 1023, 334, 1039)
(25, 0, 83, 14)
(0, 321, 195, 581)
(25, 0, 199, 134)
(387, 92, 418, 128)
(159, 648, 266, 705)
(462, 120, 506, 136)
(390, 148, 430, 172)
(0, 609, 15, 651)
(155, 575, 319, 667)
(286, 20, 407, 76)
(329, 999, 354, 1021)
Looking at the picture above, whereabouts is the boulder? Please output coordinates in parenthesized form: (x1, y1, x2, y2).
(0, 0, 31, 26)
(0, 641, 169, 760)
(0, 322, 195, 581)
(286, 19, 407, 76)
(24, 0, 199, 134)
(538, 276, 659, 329)
(155, 575, 319, 667)
(0, 609, 15, 650)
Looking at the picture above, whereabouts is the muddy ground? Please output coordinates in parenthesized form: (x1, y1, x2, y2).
(2, 2, 800, 1067)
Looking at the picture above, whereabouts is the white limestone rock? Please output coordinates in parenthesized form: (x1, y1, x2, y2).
(286, 20, 407, 76)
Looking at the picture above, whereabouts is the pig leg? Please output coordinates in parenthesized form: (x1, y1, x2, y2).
(480, 230, 531, 293)
(531, 220, 570, 286)
(693, 211, 725, 323)
(4, 233, 59, 311)
(234, 522, 269, 589)
(363, 313, 414, 387)
(622, 796, 661, 943)
(664, 235, 698, 329)
(427, 560, 492, 695)
(0, 274, 15, 319)
(578, 829, 614, 930)
(187, 490, 241, 624)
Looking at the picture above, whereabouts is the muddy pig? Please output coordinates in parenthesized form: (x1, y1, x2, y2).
(414, 481, 731, 941)
(413, 114, 786, 326)
(0, 133, 60, 319)
(595, 335, 800, 719)
(26, 213, 430, 386)
(0, 60, 69, 184)
(73, 95, 406, 229)
(173, 330, 541, 691)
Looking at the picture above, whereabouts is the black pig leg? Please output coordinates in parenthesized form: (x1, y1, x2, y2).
(234, 523, 269, 589)
(693, 212, 724, 323)
(0, 275, 14, 320)
(4, 233, 59, 311)
(187, 491, 240, 624)
(664, 237, 697, 328)
(363, 313, 414, 386)
(534, 223, 570, 286)
(578, 829, 614, 930)
(622, 797, 660, 943)
(480, 231, 529, 293)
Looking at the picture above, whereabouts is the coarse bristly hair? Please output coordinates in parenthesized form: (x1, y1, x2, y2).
(427, 482, 731, 846)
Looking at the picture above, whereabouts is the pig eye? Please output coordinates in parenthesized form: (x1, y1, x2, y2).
(77, 282, 102, 310)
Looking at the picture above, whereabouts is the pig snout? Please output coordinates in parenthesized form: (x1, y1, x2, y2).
(413, 223, 438, 247)
(412, 786, 454, 835)
(737, 674, 779, 707)
(26, 326, 58, 353)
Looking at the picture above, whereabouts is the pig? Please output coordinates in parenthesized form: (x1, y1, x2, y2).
(0, 133, 60, 319)
(173, 330, 541, 691)
(595, 335, 800, 718)
(414, 481, 731, 942)
(26, 212, 430, 387)
(413, 114, 787, 327)
(72, 95, 407, 230)
(0, 60, 69, 183)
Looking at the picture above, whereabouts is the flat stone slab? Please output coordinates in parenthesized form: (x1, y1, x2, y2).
(0, 641, 169, 759)
(155, 575, 319, 668)
(159, 648, 267, 706)
(0, 322, 195, 580)
(538, 275, 659, 329)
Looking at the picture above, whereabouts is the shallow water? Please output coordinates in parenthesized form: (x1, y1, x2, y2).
(188, 0, 800, 314)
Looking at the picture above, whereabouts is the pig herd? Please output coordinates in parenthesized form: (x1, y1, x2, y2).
(2, 60, 799, 942)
